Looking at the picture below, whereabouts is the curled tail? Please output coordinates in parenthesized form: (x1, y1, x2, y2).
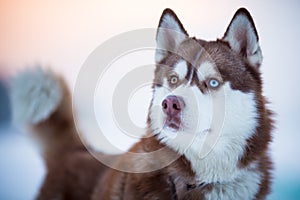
(11, 67, 84, 161)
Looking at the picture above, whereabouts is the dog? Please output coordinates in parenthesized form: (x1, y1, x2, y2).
(11, 8, 273, 200)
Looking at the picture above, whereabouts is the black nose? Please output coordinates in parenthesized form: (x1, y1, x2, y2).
(162, 95, 184, 117)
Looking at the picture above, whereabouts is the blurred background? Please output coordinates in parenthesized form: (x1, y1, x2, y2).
(1, 0, 300, 199)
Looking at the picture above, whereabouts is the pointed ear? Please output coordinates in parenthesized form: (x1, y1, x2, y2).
(222, 8, 262, 68)
(155, 8, 188, 63)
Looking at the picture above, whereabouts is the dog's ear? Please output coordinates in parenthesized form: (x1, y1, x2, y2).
(155, 9, 188, 63)
(223, 8, 262, 69)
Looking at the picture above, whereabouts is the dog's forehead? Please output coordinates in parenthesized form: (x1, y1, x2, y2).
(156, 38, 246, 86)
(172, 58, 220, 82)
(176, 39, 221, 80)
(196, 61, 220, 81)
(173, 60, 188, 79)
(177, 38, 203, 65)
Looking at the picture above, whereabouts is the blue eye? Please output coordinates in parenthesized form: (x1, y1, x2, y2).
(208, 79, 219, 88)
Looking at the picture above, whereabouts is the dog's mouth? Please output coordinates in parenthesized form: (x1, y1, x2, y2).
(163, 116, 182, 131)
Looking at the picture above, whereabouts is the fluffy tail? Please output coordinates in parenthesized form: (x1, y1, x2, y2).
(11, 67, 84, 162)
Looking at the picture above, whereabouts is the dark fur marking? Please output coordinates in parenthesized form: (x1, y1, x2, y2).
(169, 176, 178, 200)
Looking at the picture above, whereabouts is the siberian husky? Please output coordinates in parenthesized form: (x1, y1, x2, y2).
(11, 8, 273, 200)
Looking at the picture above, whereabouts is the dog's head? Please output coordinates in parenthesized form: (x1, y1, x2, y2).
(149, 8, 266, 165)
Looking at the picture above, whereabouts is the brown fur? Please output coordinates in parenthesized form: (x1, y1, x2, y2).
(32, 78, 109, 200)
(92, 135, 206, 199)
(30, 8, 273, 200)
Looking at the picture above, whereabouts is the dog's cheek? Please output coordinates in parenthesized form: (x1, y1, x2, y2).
(149, 87, 169, 131)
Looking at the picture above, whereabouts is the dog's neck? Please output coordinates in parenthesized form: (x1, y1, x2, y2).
(182, 140, 261, 199)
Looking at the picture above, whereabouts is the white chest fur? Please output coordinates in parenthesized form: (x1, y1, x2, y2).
(203, 165, 261, 200)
